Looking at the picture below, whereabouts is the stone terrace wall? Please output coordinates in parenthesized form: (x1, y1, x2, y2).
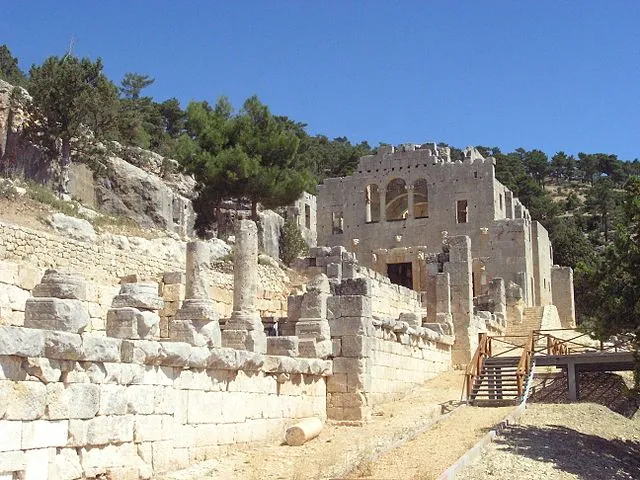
(359, 266, 424, 319)
(0, 326, 330, 479)
(327, 278, 452, 423)
(0, 222, 291, 324)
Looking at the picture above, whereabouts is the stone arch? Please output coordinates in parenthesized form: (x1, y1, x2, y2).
(365, 184, 380, 223)
(385, 178, 408, 221)
(413, 178, 429, 218)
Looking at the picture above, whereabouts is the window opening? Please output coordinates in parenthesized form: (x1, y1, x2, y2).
(365, 184, 380, 223)
(387, 262, 413, 290)
(331, 212, 344, 234)
(456, 200, 468, 224)
(304, 205, 311, 229)
(413, 178, 429, 218)
(385, 179, 408, 221)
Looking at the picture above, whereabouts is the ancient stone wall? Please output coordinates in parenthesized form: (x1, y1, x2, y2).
(0, 245, 329, 480)
(327, 278, 452, 423)
(360, 266, 424, 319)
(551, 266, 576, 328)
(0, 222, 290, 325)
(532, 221, 553, 306)
(316, 144, 563, 309)
(0, 326, 329, 479)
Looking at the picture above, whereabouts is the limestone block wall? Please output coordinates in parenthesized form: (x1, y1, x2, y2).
(0, 326, 330, 480)
(551, 266, 576, 328)
(360, 267, 424, 319)
(0, 259, 119, 332)
(327, 279, 452, 423)
(0, 222, 291, 323)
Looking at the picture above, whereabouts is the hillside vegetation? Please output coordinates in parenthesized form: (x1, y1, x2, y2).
(1, 45, 640, 371)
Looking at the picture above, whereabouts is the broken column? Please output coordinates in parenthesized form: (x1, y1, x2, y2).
(423, 271, 453, 335)
(169, 241, 221, 347)
(295, 274, 332, 359)
(24, 269, 90, 333)
(107, 281, 163, 340)
(221, 220, 266, 353)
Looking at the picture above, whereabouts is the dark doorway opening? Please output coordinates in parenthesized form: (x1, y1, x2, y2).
(387, 262, 413, 290)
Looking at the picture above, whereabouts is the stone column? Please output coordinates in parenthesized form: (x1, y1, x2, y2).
(379, 189, 386, 222)
(444, 235, 475, 366)
(170, 241, 221, 347)
(221, 220, 267, 353)
(295, 274, 332, 359)
(365, 185, 372, 223)
(185, 242, 209, 299)
(488, 277, 507, 325)
(407, 185, 414, 219)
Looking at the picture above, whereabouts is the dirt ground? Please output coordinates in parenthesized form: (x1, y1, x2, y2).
(460, 372, 640, 480)
(162, 371, 640, 480)
(159, 370, 476, 480)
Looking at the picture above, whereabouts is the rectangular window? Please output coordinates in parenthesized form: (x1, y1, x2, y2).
(456, 200, 468, 224)
(332, 212, 344, 234)
(499, 194, 503, 210)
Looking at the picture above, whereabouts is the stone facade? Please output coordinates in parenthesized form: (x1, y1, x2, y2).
(316, 144, 567, 310)
(286, 191, 317, 248)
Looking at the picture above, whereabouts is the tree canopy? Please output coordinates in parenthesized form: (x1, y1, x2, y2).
(27, 55, 119, 194)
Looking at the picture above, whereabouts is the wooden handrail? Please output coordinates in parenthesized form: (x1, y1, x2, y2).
(465, 333, 490, 400)
(515, 330, 535, 397)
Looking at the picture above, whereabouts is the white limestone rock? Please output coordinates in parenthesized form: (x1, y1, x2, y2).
(24, 298, 89, 333)
(106, 308, 159, 340)
(47, 212, 96, 242)
(112, 282, 164, 311)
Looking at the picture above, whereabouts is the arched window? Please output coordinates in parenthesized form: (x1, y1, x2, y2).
(413, 178, 429, 218)
(385, 179, 408, 221)
(365, 184, 380, 223)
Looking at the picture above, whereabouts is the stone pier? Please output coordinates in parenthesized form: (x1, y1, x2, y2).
(170, 241, 221, 347)
(221, 220, 267, 353)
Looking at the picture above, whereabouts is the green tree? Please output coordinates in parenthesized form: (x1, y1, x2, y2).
(523, 149, 549, 186)
(575, 177, 640, 385)
(27, 55, 119, 195)
(577, 153, 600, 185)
(584, 177, 620, 243)
(0, 45, 27, 86)
(280, 217, 309, 266)
(120, 72, 154, 99)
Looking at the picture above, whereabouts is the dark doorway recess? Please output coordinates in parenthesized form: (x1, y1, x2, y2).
(387, 262, 413, 290)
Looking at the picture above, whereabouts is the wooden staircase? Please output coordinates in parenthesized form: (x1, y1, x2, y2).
(465, 332, 536, 407)
(468, 356, 528, 406)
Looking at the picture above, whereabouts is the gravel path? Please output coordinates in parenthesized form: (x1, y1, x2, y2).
(459, 372, 640, 480)
(458, 403, 640, 480)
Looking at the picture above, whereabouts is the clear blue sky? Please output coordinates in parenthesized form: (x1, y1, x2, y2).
(3, 1, 639, 159)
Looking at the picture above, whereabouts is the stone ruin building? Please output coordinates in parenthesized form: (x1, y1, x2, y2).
(315, 143, 575, 362)
(0, 140, 576, 479)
